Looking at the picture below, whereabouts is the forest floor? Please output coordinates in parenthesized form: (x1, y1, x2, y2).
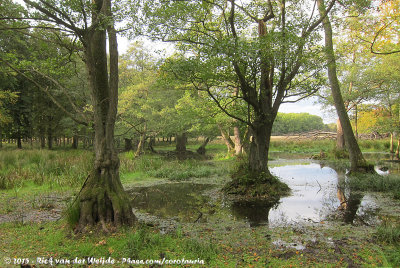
(0, 140, 399, 267)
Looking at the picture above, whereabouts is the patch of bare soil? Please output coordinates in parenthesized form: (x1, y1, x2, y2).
(0, 193, 69, 224)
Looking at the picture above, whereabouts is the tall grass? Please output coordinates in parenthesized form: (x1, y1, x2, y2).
(0, 150, 93, 190)
(121, 154, 230, 181)
(347, 173, 400, 195)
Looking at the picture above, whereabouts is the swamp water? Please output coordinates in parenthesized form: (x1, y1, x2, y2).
(129, 157, 392, 227)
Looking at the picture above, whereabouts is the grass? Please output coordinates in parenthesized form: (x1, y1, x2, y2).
(120, 152, 231, 182)
(270, 138, 392, 154)
(0, 221, 219, 267)
(1, 139, 400, 267)
(0, 149, 93, 190)
(345, 172, 400, 199)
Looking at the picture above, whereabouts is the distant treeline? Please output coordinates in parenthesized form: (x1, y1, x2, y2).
(272, 113, 328, 135)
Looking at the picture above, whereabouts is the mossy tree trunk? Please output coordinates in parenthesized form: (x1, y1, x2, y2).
(76, 0, 135, 231)
(317, 0, 373, 173)
(248, 117, 274, 178)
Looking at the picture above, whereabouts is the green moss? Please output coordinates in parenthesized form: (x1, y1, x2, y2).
(223, 157, 290, 199)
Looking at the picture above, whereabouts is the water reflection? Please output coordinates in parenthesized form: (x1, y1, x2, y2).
(335, 167, 363, 224)
(128, 183, 213, 222)
(127, 158, 383, 227)
(230, 200, 278, 227)
(363, 152, 400, 175)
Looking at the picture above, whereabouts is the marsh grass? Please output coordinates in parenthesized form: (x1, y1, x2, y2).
(121, 154, 230, 182)
(0, 150, 93, 190)
(347, 173, 400, 197)
(376, 222, 400, 244)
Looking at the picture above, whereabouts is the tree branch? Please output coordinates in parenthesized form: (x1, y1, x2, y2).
(0, 57, 88, 126)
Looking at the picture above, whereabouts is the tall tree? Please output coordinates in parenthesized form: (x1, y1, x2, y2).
(141, 0, 332, 184)
(1, 0, 136, 230)
(317, 0, 373, 173)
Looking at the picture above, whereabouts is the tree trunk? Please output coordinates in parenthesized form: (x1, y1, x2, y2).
(390, 132, 395, 153)
(336, 119, 345, 150)
(197, 137, 210, 155)
(354, 104, 358, 140)
(47, 132, 53, 150)
(176, 132, 187, 153)
(40, 135, 45, 149)
(248, 119, 273, 178)
(72, 135, 78, 149)
(317, 0, 372, 173)
(135, 123, 147, 157)
(218, 124, 234, 155)
(76, 0, 135, 231)
(124, 138, 133, 151)
(233, 125, 242, 155)
(17, 135, 22, 149)
(148, 136, 156, 153)
(396, 138, 400, 159)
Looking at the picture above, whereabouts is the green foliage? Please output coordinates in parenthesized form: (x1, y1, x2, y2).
(272, 113, 326, 134)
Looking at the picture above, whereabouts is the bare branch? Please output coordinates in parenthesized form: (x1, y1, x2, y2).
(23, 0, 81, 34)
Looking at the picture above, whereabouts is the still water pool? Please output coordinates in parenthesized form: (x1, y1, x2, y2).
(129, 157, 393, 227)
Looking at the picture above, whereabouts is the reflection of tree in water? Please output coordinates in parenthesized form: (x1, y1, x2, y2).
(230, 200, 279, 227)
(129, 183, 212, 222)
(335, 167, 363, 224)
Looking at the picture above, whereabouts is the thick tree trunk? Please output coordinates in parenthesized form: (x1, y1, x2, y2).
(317, 0, 372, 173)
(248, 119, 273, 178)
(76, 0, 135, 231)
